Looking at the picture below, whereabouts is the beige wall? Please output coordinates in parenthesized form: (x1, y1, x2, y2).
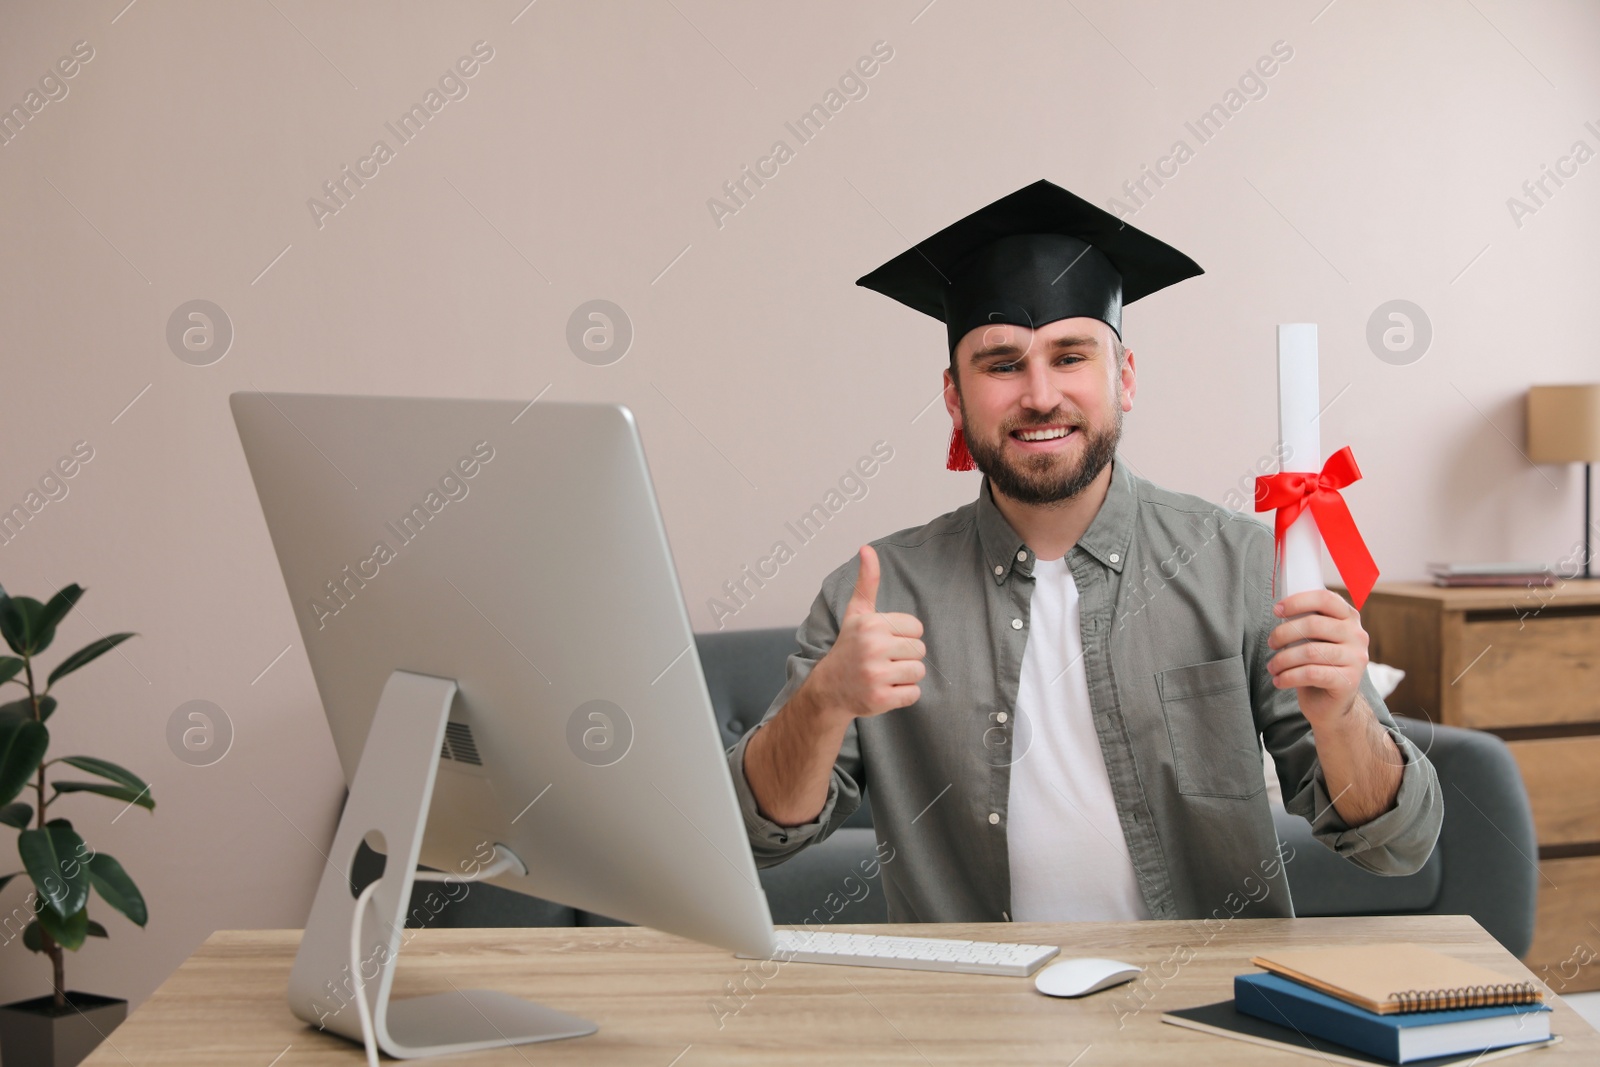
(1, 0, 1596, 1009)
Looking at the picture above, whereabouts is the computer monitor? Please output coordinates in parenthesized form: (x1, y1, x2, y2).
(231, 393, 775, 1057)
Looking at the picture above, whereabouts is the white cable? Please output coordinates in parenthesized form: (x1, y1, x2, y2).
(349, 845, 527, 1066)
(350, 878, 384, 1067)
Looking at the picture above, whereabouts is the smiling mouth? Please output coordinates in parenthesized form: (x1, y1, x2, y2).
(1010, 425, 1079, 443)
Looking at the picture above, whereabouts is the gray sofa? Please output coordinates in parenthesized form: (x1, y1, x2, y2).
(357, 627, 1537, 956)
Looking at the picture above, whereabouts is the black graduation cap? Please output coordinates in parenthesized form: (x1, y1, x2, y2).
(855, 179, 1203, 353)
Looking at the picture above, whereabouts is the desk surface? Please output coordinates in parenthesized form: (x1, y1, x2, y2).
(88, 916, 1598, 1065)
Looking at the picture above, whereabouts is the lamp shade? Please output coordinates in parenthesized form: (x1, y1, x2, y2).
(1527, 384, 1600, 464)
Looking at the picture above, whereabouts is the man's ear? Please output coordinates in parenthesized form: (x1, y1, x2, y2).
(1119, 347, 1136, 412)
(943, 367, 962, 428)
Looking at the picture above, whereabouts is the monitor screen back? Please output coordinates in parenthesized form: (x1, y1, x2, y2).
(232, 392, 774, 956)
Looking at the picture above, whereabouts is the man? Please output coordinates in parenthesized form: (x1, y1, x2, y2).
(727, 180, 1441, 923)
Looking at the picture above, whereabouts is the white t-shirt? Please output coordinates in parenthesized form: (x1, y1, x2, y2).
(1006, 556, 1150, 921)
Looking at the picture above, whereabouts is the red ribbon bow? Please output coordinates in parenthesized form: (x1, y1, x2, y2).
(1254, 445, 1379, 610)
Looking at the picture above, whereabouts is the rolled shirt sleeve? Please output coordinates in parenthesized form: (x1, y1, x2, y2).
(1296, 668, 1443, 874)
(1247, 528, 1443, 875)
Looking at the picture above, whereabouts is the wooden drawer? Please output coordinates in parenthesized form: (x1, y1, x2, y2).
(1524, 854, 1600, 992)
(1448, 614, 1600, 729)
(1508, 737, 1600, 846)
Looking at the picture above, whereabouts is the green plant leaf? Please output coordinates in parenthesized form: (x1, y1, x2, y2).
(52, 781, 154, 811)
(88, 853, 146, 927)
(59, 756, 149, 797)
(0, 801, 32, 828)
(0, 872, 20, 893)
(0, 719, 48, 807)
(46, 633, 135, 688)
(0, 696, 57, 724)
(18, 823, 89, 918)
(0, 596, 39, 656)
(86, 920, 108, 938)
(22, 920, 43, 952)
(0, 657, 23, 686)
(30, 586, 84, 656)
(32, 899, 88, 951)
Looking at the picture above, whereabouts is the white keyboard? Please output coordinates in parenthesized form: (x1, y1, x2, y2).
(739, 930, 1060, 977)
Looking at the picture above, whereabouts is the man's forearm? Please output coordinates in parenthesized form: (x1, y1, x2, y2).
(1312, 692, 1404, 826)
(742, 685, 852, 827)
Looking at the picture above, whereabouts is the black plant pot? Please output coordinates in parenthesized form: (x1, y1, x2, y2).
(0, 992, 127, 1067)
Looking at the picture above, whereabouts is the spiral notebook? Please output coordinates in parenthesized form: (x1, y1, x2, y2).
(1249, 944, 1543, 1015)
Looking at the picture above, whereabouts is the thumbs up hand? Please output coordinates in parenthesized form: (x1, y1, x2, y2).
(806, 545, 927, 722)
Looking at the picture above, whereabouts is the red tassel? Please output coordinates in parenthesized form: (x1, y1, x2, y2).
(946, 426, 977, 471)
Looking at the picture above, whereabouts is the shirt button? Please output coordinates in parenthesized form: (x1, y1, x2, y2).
(996, 712, 1008, 724)
(988, 812, 1001, 825)
(1109, 552, 1121, 563)
(1011, 618, 1023, 630)
(994, 565, 1004, 576)
(1016, 550, 1028, 562)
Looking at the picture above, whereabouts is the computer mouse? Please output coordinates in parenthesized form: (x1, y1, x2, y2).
(1033, 957, 1142, 998)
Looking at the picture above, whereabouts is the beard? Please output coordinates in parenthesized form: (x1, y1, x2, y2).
(961, 395, 1123, 506)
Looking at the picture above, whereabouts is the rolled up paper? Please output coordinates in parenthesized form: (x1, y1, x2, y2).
(1274, 324, 1326, 599)
(1256, 324, 1380, 610)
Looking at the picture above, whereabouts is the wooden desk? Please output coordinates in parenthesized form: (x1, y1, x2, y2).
(1357, 579, 1600, 991)
(86, 917, 1598, 1065)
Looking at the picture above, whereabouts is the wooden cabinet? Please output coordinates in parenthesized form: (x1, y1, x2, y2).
(1357, 579, 1600, 992)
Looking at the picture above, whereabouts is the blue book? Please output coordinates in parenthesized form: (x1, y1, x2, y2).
(1235, 973, 1552, 1064)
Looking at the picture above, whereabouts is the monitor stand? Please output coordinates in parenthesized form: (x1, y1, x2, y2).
(286, 669, 597, 1058)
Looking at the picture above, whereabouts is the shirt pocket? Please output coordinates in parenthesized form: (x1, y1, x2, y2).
(1155, 654, 1264, 800)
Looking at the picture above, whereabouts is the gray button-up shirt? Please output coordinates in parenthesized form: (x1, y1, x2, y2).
(726, 455, 1442, 923)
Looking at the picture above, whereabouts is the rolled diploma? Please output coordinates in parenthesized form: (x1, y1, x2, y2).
(1276, 323, 1325, 600)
